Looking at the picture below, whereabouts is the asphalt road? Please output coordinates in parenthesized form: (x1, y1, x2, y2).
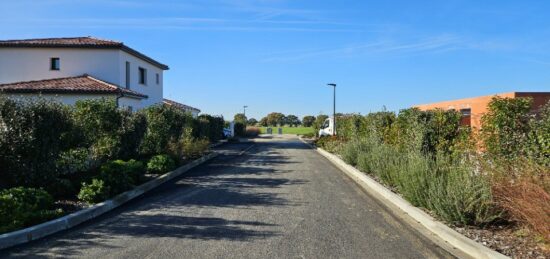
(2, 135, 454, 259)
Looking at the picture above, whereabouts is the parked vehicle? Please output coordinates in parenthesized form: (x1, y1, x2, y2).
(318, 117, 335, 136)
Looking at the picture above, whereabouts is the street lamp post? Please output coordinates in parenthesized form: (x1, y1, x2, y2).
(327, 83, 336, 136)
(243, 105, 248, 117)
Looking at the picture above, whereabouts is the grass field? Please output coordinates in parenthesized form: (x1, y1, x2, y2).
(258, 126, 314, 135)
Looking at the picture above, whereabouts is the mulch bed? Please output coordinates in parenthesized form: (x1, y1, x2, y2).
(454, 226, 549, 259)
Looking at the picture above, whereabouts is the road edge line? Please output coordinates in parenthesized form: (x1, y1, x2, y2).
(298, 137, 508, 259)
(0, 152, 219, 250)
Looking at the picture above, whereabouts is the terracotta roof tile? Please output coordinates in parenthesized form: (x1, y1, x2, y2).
(163, 98, 200, 112)
(0, 36, 122, 47)
(0, 75, 148, 99)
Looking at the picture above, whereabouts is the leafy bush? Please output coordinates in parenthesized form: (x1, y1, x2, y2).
(0, 187, 63, 234)
(140, 104, 192, 156)
(481, 97, 532, 159)
(526, 101, 550, 166)
(0, 97, 75, 188)
(195, 114, 224, 142)
(147, 154, 176, 174)
(78, 159, 145, 203)
(77, 179, 109, 204)
(100, 159, 145, 186)
(73, 98, 147, 162)
(234, 121, 245, 137)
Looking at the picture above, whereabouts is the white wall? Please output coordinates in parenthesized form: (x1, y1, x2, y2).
(118, 51, 163, 107)
(0, 48, 120, 84)
(2, 93, 145, 110)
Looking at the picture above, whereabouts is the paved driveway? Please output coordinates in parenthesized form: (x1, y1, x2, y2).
(2, 136, 453, 258)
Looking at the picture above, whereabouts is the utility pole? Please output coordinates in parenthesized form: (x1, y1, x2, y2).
(327, 83, 336, 135)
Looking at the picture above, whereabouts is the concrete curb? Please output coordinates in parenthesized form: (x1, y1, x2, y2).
(300, 139, 508, 259)
(0, 152, 218, 250)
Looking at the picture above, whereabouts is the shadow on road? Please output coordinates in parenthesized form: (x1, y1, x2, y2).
(3, 142, 308, 258)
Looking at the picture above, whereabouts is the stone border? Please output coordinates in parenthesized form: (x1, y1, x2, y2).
(300, 139, 508, 259)
(0, 152, 218, 250)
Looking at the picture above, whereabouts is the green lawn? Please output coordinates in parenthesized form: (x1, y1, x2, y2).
(258, 126, 314, 135)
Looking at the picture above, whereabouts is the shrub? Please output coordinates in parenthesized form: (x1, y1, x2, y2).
(0, 187, 63, 234)
(147, 154, 176, 174)
(77, 179, 109, 204)
(100, 159, 145, 186)
(0, 97, 75, 188)
(526, 100, 550, 166)
(195, 114, 224, 142)
(234, 122, 245, 137)
(140, 104, 192, 156)
(183, 138, 210, 160)
(481, 97, 532, 159)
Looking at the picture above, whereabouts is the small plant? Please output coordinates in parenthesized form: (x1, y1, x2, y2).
(147, 154, 176, 174)
(77, 179, 109, 204)
(0, 187, 63, 234)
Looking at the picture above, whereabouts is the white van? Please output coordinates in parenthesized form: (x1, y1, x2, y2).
(318, 117, 335, 136)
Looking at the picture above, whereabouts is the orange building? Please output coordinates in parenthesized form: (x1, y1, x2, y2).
(415, 92, 550, 129)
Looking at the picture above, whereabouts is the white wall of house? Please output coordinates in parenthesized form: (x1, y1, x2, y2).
(2, 93, 144, 110)
(118, 51, 164, 107)
(0, 48, 120, 84)
(0, 47, 165, 108)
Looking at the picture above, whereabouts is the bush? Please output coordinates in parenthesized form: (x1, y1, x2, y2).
(147, 154, 176, 174)
(140, 104, 193, 156)
(0, 97, 75, 188)
(195, 114, 224, 142)
(481, 97, 532, 160)
(234, 122, 245, 137)
(78, 159, 145, 203)
(0, 187, 63, 234)
(100, 159, 145, 186)
(77, 179, 109, 204)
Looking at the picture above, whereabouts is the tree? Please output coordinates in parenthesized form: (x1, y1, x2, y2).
(247, 118, 258, 126)
(259, 117, 268, 127)
(286, 115, 301, 127)
(302, 116, 315, 127)
(234, 113, 247, 124)
(266, 112, 285, 126)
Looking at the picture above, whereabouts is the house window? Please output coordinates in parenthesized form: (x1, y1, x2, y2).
(156, 73, 159, 85)
(139, 67, 147, 85)
(50, 58, 60, 70)
(460, 108, 471, 117)
(125, 62, 130, 89)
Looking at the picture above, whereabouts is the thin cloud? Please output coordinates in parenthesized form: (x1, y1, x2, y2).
(262, 35, 466, 62)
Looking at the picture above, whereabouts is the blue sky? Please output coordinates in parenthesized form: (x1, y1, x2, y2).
(1, 0, 550, 120)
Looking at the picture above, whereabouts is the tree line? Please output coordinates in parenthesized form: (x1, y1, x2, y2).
(233, 112, 330, 128)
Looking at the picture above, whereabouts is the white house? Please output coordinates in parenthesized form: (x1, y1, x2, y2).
(163, 98, 201, 118)
(0, 36, 197, 112)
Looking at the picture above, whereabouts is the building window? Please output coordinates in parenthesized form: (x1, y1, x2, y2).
(460, 108, 471, 117)
(139, 67, 147, 85)
(50, 58, 60, 70)
(156, 73, 159, 85)
(125, 62, 130, 89)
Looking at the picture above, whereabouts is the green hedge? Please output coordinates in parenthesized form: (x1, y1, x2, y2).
(0, 97, 222, 192)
